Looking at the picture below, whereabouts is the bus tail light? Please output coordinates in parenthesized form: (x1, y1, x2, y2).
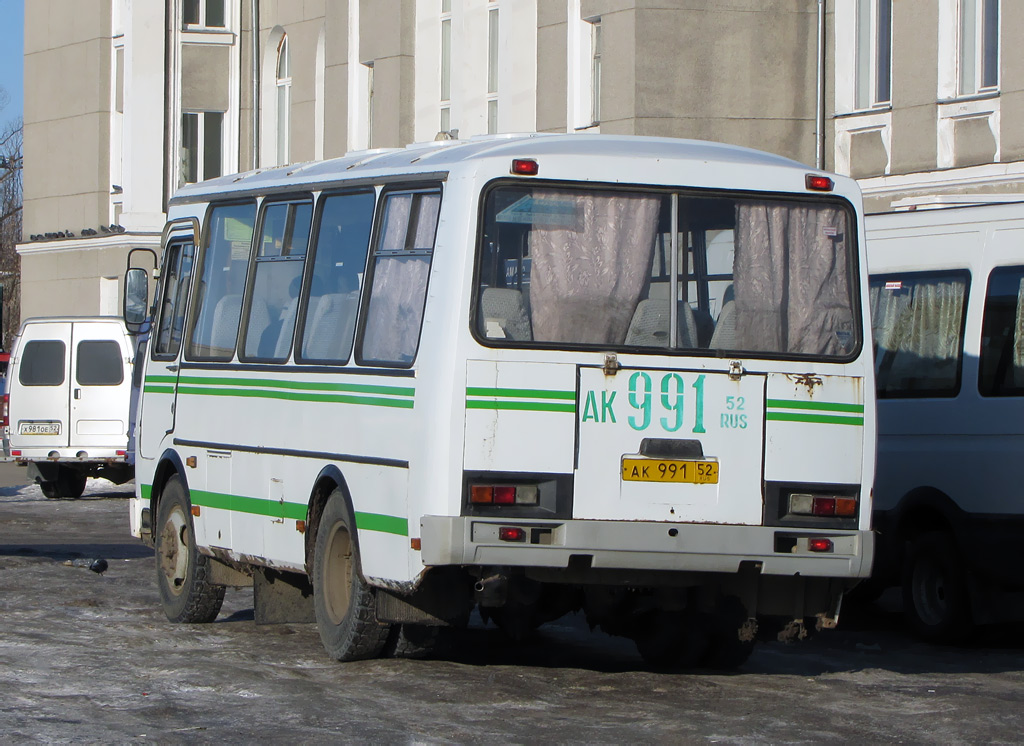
(498, 526, 527, 542)
(805, 174, 834, 191)
(1, 393, 7, 428)
(511, 158, 539, 176)
(470, 484, 540, 506)
(789, 493, 857, 518)
(808, 538, 834, 552)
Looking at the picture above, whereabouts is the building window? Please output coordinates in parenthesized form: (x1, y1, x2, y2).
(591, 20, 602, 124)
(181, 111, 223, 185)
(487, 5, 499, 134)
(183, 0, 225, 29)
(440, 1, 452, 134)
(958, 0, 999, 95)
(276, 35, 292, 165)
(855, 0, 891, 109)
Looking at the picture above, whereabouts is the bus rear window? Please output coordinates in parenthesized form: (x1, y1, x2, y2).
(475, 185, 858, 359)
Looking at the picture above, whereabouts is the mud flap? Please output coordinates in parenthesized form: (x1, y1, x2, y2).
(253, 567, 315, 624)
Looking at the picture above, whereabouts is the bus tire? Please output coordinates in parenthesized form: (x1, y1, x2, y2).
(313, 489, 391, 661)
(902, 530, 972, 644)
(155, 476, 225, 623)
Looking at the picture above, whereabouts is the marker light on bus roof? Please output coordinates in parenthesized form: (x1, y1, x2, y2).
(511, 159, 539, 176)
(805, 174, 834, 191)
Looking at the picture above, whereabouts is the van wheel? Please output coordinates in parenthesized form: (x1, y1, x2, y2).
(313, 489, 391, 661)
(58, 468, 87, 498)
(155, 476, 225, 623)
(40, 481, 60, 499)
(902, 531, 972, 643)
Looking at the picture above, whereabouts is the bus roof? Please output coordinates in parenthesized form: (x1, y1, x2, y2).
(170, 133, 838, 205)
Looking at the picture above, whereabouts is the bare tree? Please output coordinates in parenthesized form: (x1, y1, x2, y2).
(0, 117, 22, 350)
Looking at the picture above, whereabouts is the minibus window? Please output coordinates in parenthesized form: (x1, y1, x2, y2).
(19, 341, 66, 387)
(76, 341, 125, 386)
(869, 271, 968, 398)
(241, 199, 313, 361)
(476, 185, 858, 359)
(153, 240, 195, 358)
(360, 190, 441, 366)
(187, 202, 257, 360)
(979, 265, 1024, 397)
(299, 191, 375, 363)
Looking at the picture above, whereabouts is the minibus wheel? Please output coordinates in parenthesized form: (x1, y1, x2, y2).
(57, 468, 87, 499)
(902, 530, 972, 643)
(155, 475, 225, 623)
(313, 488, 392, 661)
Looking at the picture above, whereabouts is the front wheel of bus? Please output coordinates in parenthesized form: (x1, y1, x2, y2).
(313, 489, 392, 661)
(902, 531, 972, 644)
(155, 476, 225, 623)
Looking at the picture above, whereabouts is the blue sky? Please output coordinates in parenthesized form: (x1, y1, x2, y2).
(0, 0, 23, 128)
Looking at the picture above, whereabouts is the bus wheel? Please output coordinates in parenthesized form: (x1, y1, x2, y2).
(155, 476, 225, 623)
(313, 489, 391, 661)
(701, 597, 756, 669)
(634, 610, 709, 670)
(902, 531, 972, 643)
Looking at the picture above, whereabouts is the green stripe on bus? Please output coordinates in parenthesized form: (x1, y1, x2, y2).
(766, 399, 864, 414)
(144, 385, 175, 395)
(466, 400, 577, 413)
(354, 511, 409, 536)
(140, 484, 153, 500)
(176, 385, 414, 408)
(466, 387, 575, 400)
(766, 411, 864, 426)
(179, 376, 414, 397)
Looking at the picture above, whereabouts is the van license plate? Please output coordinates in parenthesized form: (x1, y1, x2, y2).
(19, 422, 60, 436)
(621, 458, 719, 484)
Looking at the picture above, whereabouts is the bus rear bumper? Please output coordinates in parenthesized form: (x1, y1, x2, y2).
(420, 516, 873, 580)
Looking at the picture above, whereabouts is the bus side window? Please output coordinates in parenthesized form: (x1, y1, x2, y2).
(979, 266, 1024, 396)
(359, 189, 441, 366)
(187, 202, 257, 361)
(298, 191, 375, 363)
(869, 270, 969, 398)
(240, 199, 313, 362)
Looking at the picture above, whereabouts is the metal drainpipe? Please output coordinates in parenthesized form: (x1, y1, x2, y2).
(252, 0, 260, 170)
(816, 0, 826, 170)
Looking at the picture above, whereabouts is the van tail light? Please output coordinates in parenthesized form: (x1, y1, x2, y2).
(1, 393, 8, 429)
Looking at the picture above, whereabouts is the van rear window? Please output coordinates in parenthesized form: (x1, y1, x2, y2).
(76, 341, 124, 386)
(19, 341, 66, 386)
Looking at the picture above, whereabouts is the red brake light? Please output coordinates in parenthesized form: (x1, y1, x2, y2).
(808, 538, 834, 553)
(1, 393, 7, 429)
(511, 158, 539, 176)
(493, 486, 516, 505)
(498, 526, 526, 542)
(805, 174, 834, 191)
(812, 497, 837, 516)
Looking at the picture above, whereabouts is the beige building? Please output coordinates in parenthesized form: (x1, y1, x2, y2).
(17, 0, 1024, 318)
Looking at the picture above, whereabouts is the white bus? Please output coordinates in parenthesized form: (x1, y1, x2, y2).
(866, 200, 1024, 642)
(125, 134, 874, 668)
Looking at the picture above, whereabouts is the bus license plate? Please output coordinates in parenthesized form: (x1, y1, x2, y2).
(621, 458, 719, 484)
(19, 422, 60, 436)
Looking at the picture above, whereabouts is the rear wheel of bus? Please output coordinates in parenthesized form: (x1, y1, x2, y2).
(313, 488, 392, 661)
(155, 476, 225, 623)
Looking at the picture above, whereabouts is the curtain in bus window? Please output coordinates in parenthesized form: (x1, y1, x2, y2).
(733, 203, 853, 355)
(1014, 277, 1024, 385)
(529, 190, 659, 345)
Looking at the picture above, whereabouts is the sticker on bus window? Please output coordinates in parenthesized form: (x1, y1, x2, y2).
(496, 196, 579, 228)
(885, 281, 902, 290)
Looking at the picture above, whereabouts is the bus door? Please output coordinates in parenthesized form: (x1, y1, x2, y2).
(139, 231, 196, 460)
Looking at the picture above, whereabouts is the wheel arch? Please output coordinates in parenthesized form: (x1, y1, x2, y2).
(147, 449, 189, 541)
(873, 486, 967, 584)
(304, 464, 360, 577)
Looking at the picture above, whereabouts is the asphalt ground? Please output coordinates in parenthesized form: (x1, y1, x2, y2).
(1, 461, 1023, 743)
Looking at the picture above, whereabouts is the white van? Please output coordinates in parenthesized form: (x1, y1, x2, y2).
(5, 317, 135, 497)
(866, 200, 1024, 642)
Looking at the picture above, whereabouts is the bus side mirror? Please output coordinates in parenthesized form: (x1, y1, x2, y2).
(123, 267, 149, 332)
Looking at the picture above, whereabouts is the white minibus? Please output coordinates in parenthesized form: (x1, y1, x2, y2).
(125, 134, 874, 667)
(867, 200, 1024, 642)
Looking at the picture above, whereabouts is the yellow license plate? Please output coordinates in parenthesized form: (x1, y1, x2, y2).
(621, 457, 719, 484)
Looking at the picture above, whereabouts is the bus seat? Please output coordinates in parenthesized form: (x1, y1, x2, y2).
(710, 301, 737, 349)
(625, 299, 698, 348)
(480, 288, 532, 341)
(305, 293, 359, 360)
(210, 294, 243, 354)
(272, 297, 300, 359)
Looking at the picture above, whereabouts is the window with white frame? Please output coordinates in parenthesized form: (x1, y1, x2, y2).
(958, 0, 999, 96)
(855, 0, 891, 110)
(183, 0, 226, 29)
(441, 0, 452, 133)
(180, 111, 224, 185)
(276, 35, 291, 165)
(487, 4, 499, 134)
